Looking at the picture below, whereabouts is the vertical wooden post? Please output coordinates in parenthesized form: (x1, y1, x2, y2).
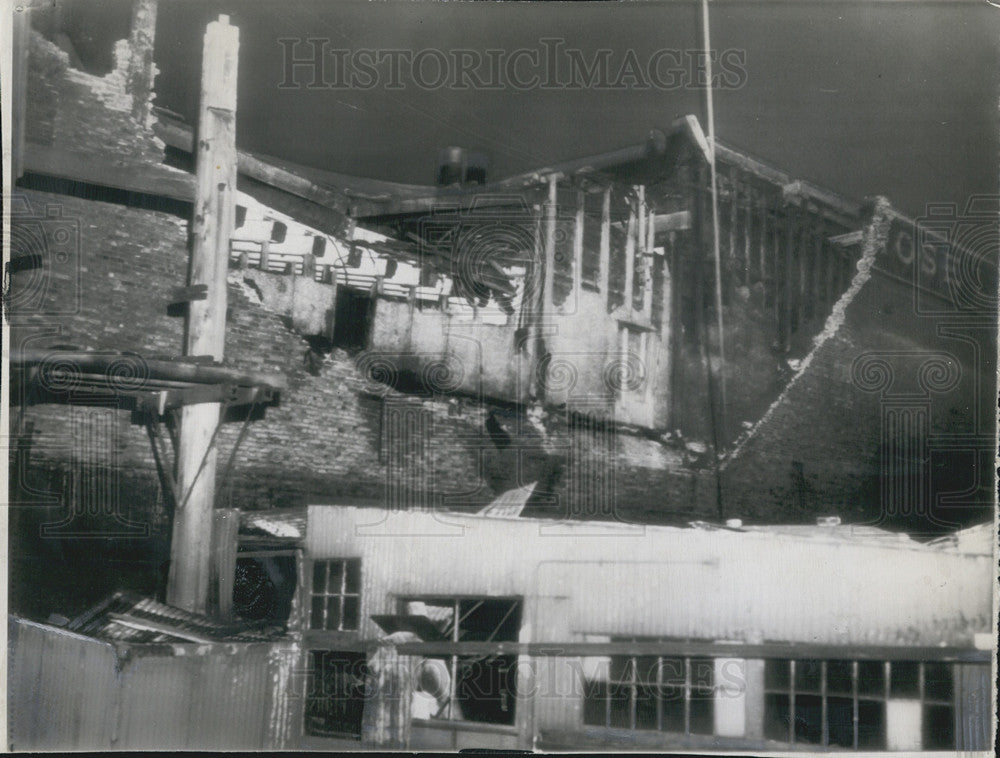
(573, 188, 584, 304)
(636, 184, 648, 316)
(758, 195, 768, 285)
(599, 186, 611, 304)
(780, 205, 797, 351)
(167, 15, 239, 614)
(543, 175, 558, 312)
(641, 188, 655, 321)
(743, 182, 753, 285)
(209, 508, 239, 619)
(623, 192, 636, 315)
(728, 168, 739, 283)
(11, 6, 29, 180)
(811, 217, 824, 319)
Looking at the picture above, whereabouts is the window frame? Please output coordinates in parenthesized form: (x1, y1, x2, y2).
(398, 595, 523, 728)
(308, 557, 362, 633)
(582, 637, 716, 737)
(302, 648, 369, 741)
(763, 658, 959, 750)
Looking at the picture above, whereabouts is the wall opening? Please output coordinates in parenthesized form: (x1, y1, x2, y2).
(331, 286, 374, 351)
(232, 554, 297, 625)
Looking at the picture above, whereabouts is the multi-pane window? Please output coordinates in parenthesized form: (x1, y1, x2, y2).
(310, 559, 361, 631)
(583, 639, 714, 736)
(764, 659, 957, 750)
(304, 650, 368, 739)
(400, 596, 521, 725)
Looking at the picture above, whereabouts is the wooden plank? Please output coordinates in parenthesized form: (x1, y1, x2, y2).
(743, 179, 753, 285)
(168, 15, 240, 615)
(209, 509, 240, 619)
(542, 175, 558, 311)
(573, 189, 584, 304)
(643, 191, 655, 320)
(623, 194, 636, 315)
(106, 613, 214, 643)
(12, 6, 29, 180)
(758, 195, 768, 285)
(391, 640, 991, 663)
(729, 167, 739, 283)
(635, 185, 645, 314)
(598, 186, 611, 301)
(22, 143, 196, 202)
(153, 119, 349, 217)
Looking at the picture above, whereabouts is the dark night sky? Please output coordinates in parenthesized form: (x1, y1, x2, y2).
(60, 0, 999, 217)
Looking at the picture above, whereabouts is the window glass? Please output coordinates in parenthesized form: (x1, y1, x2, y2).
(923, 662, 953, 702)
(794, 659, 823, 693)
(826, 659, 853, 695)
(890, 661, 920, 697)
(583, 646, 714, 737)
(922, 704, 954, 749)
(310, 559, 361, 632)
(857, 660, 885, 696)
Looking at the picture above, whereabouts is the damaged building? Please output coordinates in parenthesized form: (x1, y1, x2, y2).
(5, 2, 996, 753)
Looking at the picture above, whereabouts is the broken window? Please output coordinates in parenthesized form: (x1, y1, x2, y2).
(310, 558, 361, 632)
(399, 596, 522, 726)
(582, 639, 714, 736)
(304, 650, 368, 739)
(232, 554, 297, 625)
(764, 658, 960, 750)
(331, 286, 374, 352)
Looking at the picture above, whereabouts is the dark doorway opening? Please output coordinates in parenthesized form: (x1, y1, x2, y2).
(331, 286, 375, 352)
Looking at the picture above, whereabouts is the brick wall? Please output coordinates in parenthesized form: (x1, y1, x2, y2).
(8, 184, 717, 526)
(26, 31, 166, 169)
(720, 199, 996, 533)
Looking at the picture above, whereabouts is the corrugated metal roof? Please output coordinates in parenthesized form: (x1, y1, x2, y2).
(239, 507, 307, 542)
(478, 482, 536, 518)
(66, 591, 288, 644)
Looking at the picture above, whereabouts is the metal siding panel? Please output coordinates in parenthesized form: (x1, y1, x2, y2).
(7, 620, 118, 751)
(307, 507, 991, 646)
(9, 620, 296, 751)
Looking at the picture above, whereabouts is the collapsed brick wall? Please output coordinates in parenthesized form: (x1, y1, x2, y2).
(25, 31, 166, 169)
(720, 199, 996, 532)
(8, 185, 718, 532)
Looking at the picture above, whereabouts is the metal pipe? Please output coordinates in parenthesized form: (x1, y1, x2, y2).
(12, 349, 286, 389)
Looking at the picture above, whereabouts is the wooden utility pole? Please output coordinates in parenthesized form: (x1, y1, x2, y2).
(167, 15, 239, 614)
